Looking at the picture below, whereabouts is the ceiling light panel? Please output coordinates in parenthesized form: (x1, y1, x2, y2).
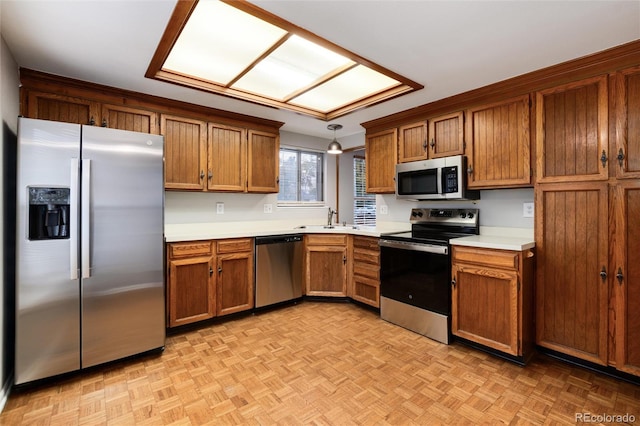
(290, 65, 402, 112)
(233, 35, 355, 100)
(163, 1, 286, 84)
(148, 0, 423, 120)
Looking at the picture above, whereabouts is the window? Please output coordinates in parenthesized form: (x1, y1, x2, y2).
(278, 148, 324, 203)
(353, 156, 376, 225)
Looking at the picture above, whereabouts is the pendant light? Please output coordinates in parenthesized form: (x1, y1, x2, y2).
(326, 124, 343, 154)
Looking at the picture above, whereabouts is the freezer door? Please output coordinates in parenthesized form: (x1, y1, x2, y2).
(80, 126, 165, 368)
(15, 118, 81, 385)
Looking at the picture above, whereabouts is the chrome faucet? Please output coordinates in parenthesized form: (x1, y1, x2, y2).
(327, 207, 337, 227)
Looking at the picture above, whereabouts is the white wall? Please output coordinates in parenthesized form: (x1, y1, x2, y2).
(165, 130, 337, 225)
(0, 33, 19, 411)
(378, 188, 535, 229)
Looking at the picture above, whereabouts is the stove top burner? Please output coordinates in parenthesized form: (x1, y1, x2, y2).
(385, 208, 480, 244)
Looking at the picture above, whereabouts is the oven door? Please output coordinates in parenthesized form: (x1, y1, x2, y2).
(379, 239, 451, 344)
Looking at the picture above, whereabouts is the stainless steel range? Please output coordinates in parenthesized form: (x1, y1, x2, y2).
(379, 208, 479, 344)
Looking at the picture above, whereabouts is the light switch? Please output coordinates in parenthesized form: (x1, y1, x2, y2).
(523, 202, 534, 218)
(216, 202, 224, 214)
(263, 203, 273, 213)
(380, 205, 388, 215)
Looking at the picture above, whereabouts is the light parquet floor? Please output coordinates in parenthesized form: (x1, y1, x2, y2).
(1, 301, 639, 425)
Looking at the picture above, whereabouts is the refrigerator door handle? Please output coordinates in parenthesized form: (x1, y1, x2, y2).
(81, 159, 92, 278)
(70, 158, 80, 280)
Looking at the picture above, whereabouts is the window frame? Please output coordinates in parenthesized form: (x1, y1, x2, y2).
(353, 155, 376, 226)
(277, 146, 325, 207)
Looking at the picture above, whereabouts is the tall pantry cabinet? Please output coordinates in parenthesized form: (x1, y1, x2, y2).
(535, 66, 640, 376)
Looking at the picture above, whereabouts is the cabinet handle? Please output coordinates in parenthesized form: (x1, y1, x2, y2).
(343, 255, 347, 264)
(101, 118, 107, 127)
(430, 138, 436, 149)
(467, 165, 473, 175)
(218, 266, 222, 274)
(209, 267, 213, 276)
(208, 170, 213, 180)
(616, 267, 624, 285)
(422, 140, 428, 151)
(88, 116, 95, 126)
(600, 266, 607, 282)
(600, 150, 608, 168)
(617, 148, 625, 168)
(200, 170, 205, 180)
(276, 176, 279, 184)
(451, 277, 456, 288)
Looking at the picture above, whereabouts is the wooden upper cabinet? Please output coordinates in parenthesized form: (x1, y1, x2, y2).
(398, 121, 427, 163)
(615, 182, 640, 376)
(101, 104, 158, 134)
(536, 75, 608, 183)
(466, 95, 531, 188)
(428, 111, 464, 158)
(207, 123, 246, 192)
(366, 128, 397, 193)
(614, 66, 640, 179)
(161, 114, 207, 191)
(535, 183, 609, 365)
(26, 91, 99, 125)
(247, 130, 279, 193)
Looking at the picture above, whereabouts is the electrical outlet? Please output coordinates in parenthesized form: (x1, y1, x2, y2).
(216, 202, 224, 214)
(263, 203, 273, 213)
(380, 205, 388, 215)
(523, 202, 534, 218)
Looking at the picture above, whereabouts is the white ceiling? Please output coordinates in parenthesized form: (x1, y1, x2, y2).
(1, 0, 639, 142)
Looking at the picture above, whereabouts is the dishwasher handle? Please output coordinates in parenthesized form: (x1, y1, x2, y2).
(255, 234, 303, 245)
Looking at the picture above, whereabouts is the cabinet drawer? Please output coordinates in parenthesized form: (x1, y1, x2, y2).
(452, 246, 519, 270)
(168, 241, 213, 258)
(216, 238, 253, 254)
(354, 262, 379, 280)
(353, 250, 380, 266)
(306, 234, 347, 246)
(353, 236, 379, 251)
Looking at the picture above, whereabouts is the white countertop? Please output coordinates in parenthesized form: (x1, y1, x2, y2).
(165, 220, 411, 242)
(451, 227, 535, 251)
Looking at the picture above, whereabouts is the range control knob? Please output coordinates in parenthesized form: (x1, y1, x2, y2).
(467, 212, 475, 219)
(459, 212, 467, 218)
(416, 210, 423, 217)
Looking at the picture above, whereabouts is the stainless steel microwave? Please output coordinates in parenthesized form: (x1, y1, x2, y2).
(395, 155, 480, 201)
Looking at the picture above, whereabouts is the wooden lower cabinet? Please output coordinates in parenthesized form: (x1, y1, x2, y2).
(451, 245, 534, 360)
(166, 241, 215, 327)
(304, 234, 348, 297)
(216, 238, 254, 316)
(166, 238, 254, 327)
(349, 236, 380, 307)
(535, 183, 609, 365)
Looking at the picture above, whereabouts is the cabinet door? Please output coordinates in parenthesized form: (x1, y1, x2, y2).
(615, 183, 640, 376)
(452, 264, 519, 356)
(26, 91, 99, 125)
(216, 252, 254, 316)
(536, 75, 608, 183)
(614, 66, 640, 179)
(466, 95, 531, 188)
(161, 114, 207, 190)
(305, 246, 347, 297)
(366, 128, 397, 193)
(428, 111, 464, 159)
(208, 123, 246, 192)
(535, 183, 609, 365)
(247, 130, 279, 193)
(101, 104, 158, 134)
(167, 256, 215, 327)
(398, 121, 427, 163)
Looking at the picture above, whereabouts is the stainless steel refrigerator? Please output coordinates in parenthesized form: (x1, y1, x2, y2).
(15, 117, 165, 385)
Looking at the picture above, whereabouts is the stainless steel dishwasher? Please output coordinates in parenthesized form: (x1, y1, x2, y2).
(255, 234, 304, 309)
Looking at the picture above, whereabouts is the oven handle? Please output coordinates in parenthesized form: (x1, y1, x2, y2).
(379, 239, 448, 255)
